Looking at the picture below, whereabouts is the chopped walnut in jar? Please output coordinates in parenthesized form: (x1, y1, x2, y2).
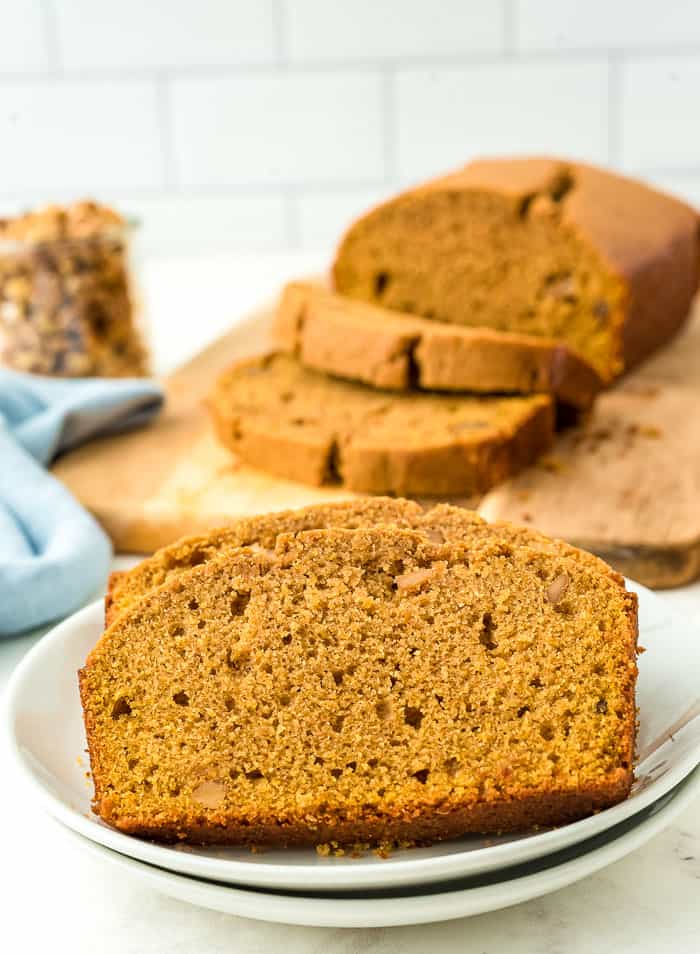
(0, 200, 149, 378)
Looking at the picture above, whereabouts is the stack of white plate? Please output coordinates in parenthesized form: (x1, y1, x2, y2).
(5, 583, 700, 928)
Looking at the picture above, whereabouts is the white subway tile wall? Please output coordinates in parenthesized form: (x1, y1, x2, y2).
(620, 57, 700, 171)
(514, 0, 700, 51)
(295, 187, 396, 249)
(54, 0, 279, 70)
(285, 0, 504, 61)
(0, 80, 164, 189)
(118, 195, 289, 255)
(395, 62, 609, 181)
(0, 1, 698, 254)
(0, 3, 49, 73)
(170, 72, 386, 186)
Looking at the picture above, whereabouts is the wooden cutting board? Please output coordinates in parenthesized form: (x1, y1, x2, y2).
(479, 309, 700, 588)
(52, 305, 359, 554)
(53, 299, 700, 588)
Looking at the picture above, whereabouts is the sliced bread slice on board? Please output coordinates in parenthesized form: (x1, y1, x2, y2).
(208, 353, 554, 496)
(480, 384, 700, 588)
(275, 281, 602, 409)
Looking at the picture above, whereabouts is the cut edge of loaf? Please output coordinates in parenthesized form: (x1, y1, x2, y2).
(81, 772, 634, 847)
(208, 352, 555, 496)
(104, 497, 620, 627)
(332, 156, 700, 382)
(104, 497, 424, 627)
(275, 280, 603, 410)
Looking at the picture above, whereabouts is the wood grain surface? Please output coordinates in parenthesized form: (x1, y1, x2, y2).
(479, 307, 700, 588)
(53, 297, 700, 588)
(51, 305, 357, 553)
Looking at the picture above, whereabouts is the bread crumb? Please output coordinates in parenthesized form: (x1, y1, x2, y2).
(314, 841, 347, 857)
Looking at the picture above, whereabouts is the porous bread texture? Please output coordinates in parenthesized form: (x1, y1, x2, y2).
(333, 157, 700, 382)
(207, 352, 554, 495)
(106, 499, 618, 627)
(81, 524, 638, 846)
(274, 281, 602, 410)
(105, 497, 423, 626)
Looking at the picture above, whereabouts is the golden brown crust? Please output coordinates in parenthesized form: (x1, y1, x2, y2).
(561, 162, 699, 371)
(338, 391, 553, 496)
(104, 498, 618, 625)
(104, 498, 423, 625)
(333, 157, 699, 381)
(97, 776, 632, 846)
(275, 281, 602, 409)
(207, 352, 554, 495)
(82, 521, 638, 847)
(104, 572, 123, 627)
(79, 664, 107, 811)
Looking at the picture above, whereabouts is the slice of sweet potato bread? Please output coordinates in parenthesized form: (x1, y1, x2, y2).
(208, 352, 554, 495)
(105, 499, 616, 626)
(105, 497, 422, 626)
(274, 281, 602, 410)
(81, 526, 637, 847)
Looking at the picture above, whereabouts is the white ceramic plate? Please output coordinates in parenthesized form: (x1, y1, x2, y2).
(4, 583, 700, 893)
(63, 766, 700, 927)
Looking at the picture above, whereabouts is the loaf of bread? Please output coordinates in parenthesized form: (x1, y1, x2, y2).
(274, 281, 602, 409)
(333, 158, 700, 381)
(105, 498, 611, 625)
(208, 353, 554, 495)
(81, 517, 637, 846)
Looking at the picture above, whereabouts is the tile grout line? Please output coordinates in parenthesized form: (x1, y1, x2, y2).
(502, 0, 517, 56)
(0, 180, 403, 201)
(155, 75, 177, 189)
(1, 164, 700, 206)
(273, 0, 288, 66)
(382, 67, 398, 182)
(0, 50, 651, 84)
(607, 53, 622, 167)
(2, 47, 700, 86)
(39, 0, 62, 74)
(283, 192, 301, 250)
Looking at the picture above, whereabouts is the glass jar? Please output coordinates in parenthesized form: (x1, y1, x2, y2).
(0, 201, 150, 378)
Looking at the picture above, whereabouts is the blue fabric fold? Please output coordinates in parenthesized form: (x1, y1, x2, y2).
(0, 368, 163, 636)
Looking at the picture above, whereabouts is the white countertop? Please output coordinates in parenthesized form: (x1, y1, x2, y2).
(2, 253, 699, 953)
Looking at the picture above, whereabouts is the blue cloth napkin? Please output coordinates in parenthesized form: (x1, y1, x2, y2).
(0, 368, 163, 636)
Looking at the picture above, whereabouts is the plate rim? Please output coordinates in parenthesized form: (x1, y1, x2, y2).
(4, 587, 700, 893)
(58, 766, 700, 927)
